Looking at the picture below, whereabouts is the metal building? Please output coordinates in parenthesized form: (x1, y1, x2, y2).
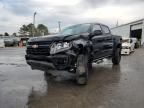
(111, 19, 144, 45)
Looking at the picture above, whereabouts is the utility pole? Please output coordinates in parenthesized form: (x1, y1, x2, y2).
(58, 21, 61, 32)
(33, 12, 37, 37)
(116, 20, 119, 27)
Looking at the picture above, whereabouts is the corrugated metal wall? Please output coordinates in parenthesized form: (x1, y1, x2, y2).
(111, 24, 130, 38)
(111, 19, 144, 45)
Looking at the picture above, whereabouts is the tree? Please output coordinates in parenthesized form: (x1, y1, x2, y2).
(12, 33, 17, 36)
(4, 32, 9, 36)
(19, 24, 29, 36)
(37, 24, 49, 36)
(19, 23, 49, 36)
(19, 23, 35, 36)
(27, 23, 36, 36)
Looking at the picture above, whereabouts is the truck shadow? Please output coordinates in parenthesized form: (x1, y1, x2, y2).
(27, 62, 121, 108)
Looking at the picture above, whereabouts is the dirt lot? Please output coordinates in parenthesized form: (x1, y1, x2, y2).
(0, 47, 144, 108)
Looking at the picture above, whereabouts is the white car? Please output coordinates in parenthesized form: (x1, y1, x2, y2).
(0, 38, 5, 48)
(121, 38, 137, 55)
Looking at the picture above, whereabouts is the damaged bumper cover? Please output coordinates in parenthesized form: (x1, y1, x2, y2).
(25, 50, 77, 71)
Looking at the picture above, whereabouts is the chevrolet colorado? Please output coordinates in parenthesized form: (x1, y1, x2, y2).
(25, 23, 122, 85)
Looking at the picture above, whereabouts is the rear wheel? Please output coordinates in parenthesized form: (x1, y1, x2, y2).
(112, 48, 121, 65)
(76, 54, 89, 85)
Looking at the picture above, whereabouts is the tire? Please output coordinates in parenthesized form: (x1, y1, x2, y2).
(76, 54, 89, 85)
(112, 48, 121, 65)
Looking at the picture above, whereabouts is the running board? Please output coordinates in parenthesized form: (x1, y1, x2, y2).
(93, 55, 111, 63)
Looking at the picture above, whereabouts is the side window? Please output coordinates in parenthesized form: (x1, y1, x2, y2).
(102, 25, 110, 34)
(92, 24, 102, 32)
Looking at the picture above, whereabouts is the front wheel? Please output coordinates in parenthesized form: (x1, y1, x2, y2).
(76, 54, 89, 85)
(112, 48, 121, 65)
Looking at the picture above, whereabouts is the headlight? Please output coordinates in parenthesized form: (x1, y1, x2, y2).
(50, 42, 71, 54)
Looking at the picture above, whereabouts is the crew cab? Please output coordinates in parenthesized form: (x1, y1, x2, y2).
(25, 23, 122, 85)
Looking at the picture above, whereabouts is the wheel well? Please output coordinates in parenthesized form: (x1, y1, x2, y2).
(78, 44, 90, 54)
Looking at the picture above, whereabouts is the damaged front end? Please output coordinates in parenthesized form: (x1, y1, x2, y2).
(25, 41, 79, 73)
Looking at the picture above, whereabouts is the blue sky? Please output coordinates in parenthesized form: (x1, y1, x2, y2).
(0, 0, 144, 34)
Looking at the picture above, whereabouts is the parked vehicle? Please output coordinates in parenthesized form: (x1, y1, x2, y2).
(0, 36, 20, 46)
(3, 37, 15, 46)
(0, 38, 5, 48)
(121, 38, 137, 55)
(25, 23, 122, 85)
(11, 36, 20, 46)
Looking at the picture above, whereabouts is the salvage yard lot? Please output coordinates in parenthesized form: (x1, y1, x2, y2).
(0, 47, 144, 108)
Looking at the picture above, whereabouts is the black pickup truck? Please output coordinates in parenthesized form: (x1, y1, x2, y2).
(25, 23, 122, 85)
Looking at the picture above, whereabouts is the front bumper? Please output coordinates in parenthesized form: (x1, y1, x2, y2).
(25, 53, 76, 70)
(121, 49, 130, 55)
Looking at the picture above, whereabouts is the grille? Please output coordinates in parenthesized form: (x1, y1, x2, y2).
(27, 46, 50, 55)
(27, 41, 52, 56)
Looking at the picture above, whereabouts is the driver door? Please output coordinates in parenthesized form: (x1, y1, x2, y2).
(91, 24, 104, 60)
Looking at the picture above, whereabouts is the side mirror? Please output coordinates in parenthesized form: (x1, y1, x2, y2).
(93, 30, 102, 36)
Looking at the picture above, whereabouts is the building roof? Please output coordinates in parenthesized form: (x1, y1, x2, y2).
(111, 18, 144, 29)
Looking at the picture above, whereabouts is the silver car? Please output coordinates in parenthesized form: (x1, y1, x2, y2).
(3, 37, 15, 46)
(0, 38, 5, 48)
(0, 36, 20, 46)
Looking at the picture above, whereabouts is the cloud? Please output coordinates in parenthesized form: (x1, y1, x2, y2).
(0, 0, 144, 34)
(0, 0, 34, 16)
(0, 1, 32, 33)
(82, 0, 144, 7)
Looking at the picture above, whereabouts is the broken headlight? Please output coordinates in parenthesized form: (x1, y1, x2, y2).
(50, 42, 71, 54)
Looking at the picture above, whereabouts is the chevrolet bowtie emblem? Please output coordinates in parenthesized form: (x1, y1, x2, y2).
(32, 45, 38, 48)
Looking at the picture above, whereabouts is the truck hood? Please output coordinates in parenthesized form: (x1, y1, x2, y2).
(122, 43, 131, 47)
(28, 33, 89, 43)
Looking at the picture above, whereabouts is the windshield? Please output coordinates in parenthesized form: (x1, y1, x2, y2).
(122, 39, 130, 43)
(59, 24, 91, 35)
